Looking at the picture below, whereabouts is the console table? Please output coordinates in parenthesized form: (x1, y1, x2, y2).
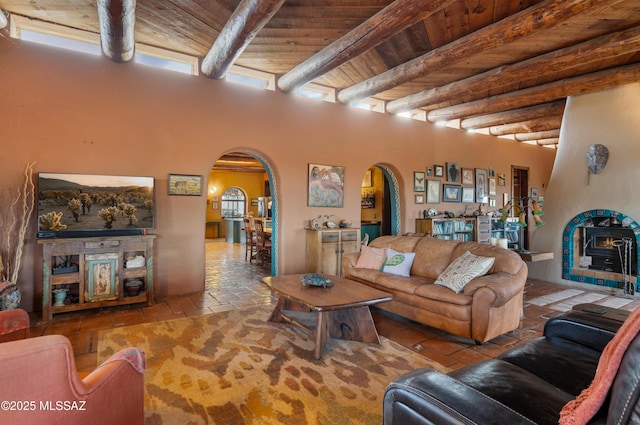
(38, 235, 156, 320)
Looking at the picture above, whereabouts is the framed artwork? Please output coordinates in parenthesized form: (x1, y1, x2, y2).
(85, 253, 118, 302)
(168, 174, 202, 196)
(498, 173, 506, 186)
(308, 163, 345, 207)
(362, 169, 372, 187)
(531, 187, 539, 197)
(414, 171, 426, 192)
(426, 180, 440, 203)
(461, 168, 474, 185)
(475, 168, 488, 203)
(434, 164, 444, 178)
(489, 198, 496, 207)
(462, 187, 475, 203)
(489, 167, 495, 177)
(426, 166, 433, 176)
(212, 202, 218, 210)
(443, 184, 461, 202)
(446, 162, 460, 182)
(489, 178, 496, 196)
(503, 193, 509, 206)
(415, 194, 424, 204)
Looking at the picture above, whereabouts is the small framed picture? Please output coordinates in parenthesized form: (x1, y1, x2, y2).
(443, 184, 461, 202)
(498, 173, 506, 186)
(414, 171, 426, 192)
(434, 164, 444, 178)
(531, 187, 539, 197)
(427, 167, 433, 176)
(168, 174, 203, 196)
(426, 180, 440, 204)
(446, 162, 461, 182)
(362, 169, 372, 187)
(489, 178, 496, 196)
(461, 168, 474, 185)
(462, 187, 474, 203)
(415, 194, 424, 204)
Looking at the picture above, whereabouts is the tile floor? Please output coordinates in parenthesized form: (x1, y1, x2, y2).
(30, 239, 640, 373)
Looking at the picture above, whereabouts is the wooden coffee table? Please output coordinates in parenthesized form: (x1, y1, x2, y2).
(262, 274, 393, 359)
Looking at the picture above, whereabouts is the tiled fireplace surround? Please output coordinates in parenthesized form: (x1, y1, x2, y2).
(563, 209, 640, 292)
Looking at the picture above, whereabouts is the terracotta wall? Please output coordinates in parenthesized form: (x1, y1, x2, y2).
(530, 83, 640, 288)
(0, 36, 556, 312)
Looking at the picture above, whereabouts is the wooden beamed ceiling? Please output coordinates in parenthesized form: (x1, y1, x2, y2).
(2, 0, 640, 148)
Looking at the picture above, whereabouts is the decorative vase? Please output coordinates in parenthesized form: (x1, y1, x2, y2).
(53, 289, 68, 307)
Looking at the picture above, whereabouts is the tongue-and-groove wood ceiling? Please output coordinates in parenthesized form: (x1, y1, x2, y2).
(2, 0, 640, 147)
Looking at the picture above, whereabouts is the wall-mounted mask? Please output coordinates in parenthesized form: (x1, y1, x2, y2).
(586, 144, 609, 174)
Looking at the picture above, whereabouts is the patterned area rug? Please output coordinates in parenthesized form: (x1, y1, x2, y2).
(98, 306, 448, 425)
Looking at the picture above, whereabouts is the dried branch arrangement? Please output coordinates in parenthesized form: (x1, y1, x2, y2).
(0, 162, 36, 285)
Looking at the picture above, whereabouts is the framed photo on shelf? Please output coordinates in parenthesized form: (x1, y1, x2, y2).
(168, 174, 203, 196)
(446, 162, 461, 182)
(461, 168, 474, 185)
(475, 168, 488, 204)
(414, 171, 426, 192)
(308, 163, 345, 207)
(443, 184, 461, 202)
(462, 187, 475, 203)
(415, 194, 424, 204)
(489, 178, 496, 196)
(434, 164, 444, 178)
(426, 180, 440, 203)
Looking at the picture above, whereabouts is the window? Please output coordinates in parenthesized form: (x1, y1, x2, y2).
(10, 15, 198, 75)
(294, 83, 336, 102)
(226, 66, 275, 90)
(221, 187, 246, 218)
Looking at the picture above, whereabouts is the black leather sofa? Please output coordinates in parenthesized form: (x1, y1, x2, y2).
(383, 307, 640, 425)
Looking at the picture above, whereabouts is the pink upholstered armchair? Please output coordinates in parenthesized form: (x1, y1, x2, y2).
(0, 334, 145, 425)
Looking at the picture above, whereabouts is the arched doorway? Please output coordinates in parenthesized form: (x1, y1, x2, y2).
(360, 164, 401, 242)
(207, 150, 278, 276)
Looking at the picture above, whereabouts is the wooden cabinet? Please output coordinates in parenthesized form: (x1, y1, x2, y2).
(305, 228, 361, 276)
(415, 218, 476, 241)
(38, 235, 156, 320)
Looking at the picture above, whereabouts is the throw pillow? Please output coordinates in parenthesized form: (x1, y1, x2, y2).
(434, 250, 495, 293)
(355, 246, 387, 270)
(382, 248, 416, 277)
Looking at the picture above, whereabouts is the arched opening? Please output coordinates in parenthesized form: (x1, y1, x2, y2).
(206, 151, 278, 276)
(360, 164, 401, 241)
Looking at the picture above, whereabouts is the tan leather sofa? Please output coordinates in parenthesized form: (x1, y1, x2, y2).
(0, 334, 144, 424)
(343, 235, 527, 343)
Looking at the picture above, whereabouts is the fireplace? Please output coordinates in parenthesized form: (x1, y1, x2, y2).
(562, 209, 640, 294)
(583, 227, 637, 275)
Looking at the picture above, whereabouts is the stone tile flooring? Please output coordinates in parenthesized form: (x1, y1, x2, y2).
(31, 239, 640, 373)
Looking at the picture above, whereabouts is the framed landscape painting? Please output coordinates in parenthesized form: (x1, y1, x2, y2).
(168, 174, 202, 196)
(308, 163, 345, 207)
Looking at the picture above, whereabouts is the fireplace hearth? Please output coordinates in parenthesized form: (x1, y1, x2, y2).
(563, 210, 640, 295)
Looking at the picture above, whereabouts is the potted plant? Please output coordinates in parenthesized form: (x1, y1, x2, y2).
(0, 162, 36, 310)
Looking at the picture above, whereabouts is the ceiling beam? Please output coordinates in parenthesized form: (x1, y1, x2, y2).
(201, 0, 285, 79)
(488, 116, 563, 136)
(515, 129, 561, 142)
(429, 63, 640, 122)
(386, 25, 640, 115)
(536, 138, 560, 146)
(276, 0, 456, 93)
(0, 10, 7, 29)
(460, 101, 565, 130)
(337, 0, 623, 105)
(97, 0, 136, 63)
